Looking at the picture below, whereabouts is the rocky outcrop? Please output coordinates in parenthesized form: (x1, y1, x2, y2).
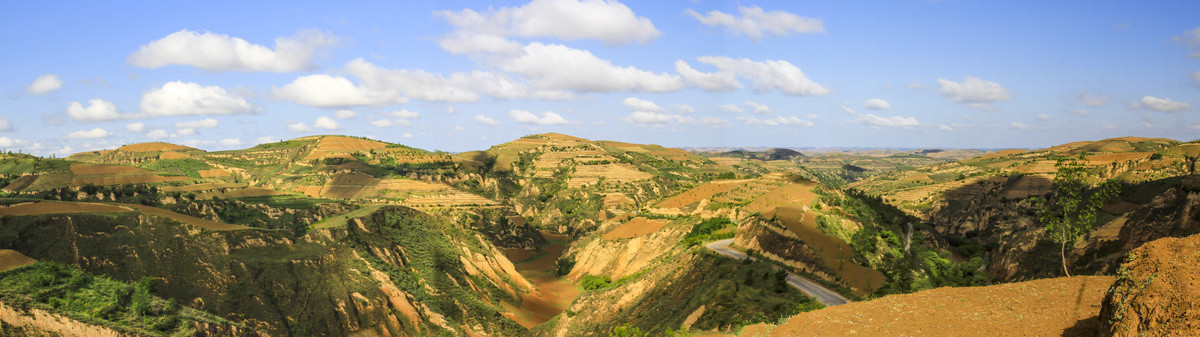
(1098, 233, 1200, 336)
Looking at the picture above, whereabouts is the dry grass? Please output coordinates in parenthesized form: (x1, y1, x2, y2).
(1085, 152, 1151, 165)
(655, 180, 748, 208)
(117, 142, 196, 152)
(600, 217, 669, 240)
(69, 163, 147, 175)
(0, 250, 34, 272)
(158, 151, 191, 159)
(302, 136, 387, 160)
(0, 202, 133, 216)
(123, 204, 250, 231)
(197, 168, 231, 178)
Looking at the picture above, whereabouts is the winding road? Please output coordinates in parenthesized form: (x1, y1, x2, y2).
(705, 239, 851, 307)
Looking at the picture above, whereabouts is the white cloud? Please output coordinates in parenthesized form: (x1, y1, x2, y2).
(1077, 90, 1108, 106)
(937, 76, 1011, 109)
(840, 103, 856, 115)
(454, 126, 466, 131)
(1173, 27, 1200, 58)
(369, 119, 411, 127)
(26, 74, 64, 95)
(622, 97, 664, 112)
(256, 136, 275, 144)
(435, 0, 661, 45)
(684, 5, 823, 41)
(176, 128, 197, 136)
(907, 80, 927, 90)
(936, 124, 953, 131)
(1010, 122, 1035, 130)
(473, 114, 501, 126)
(743, 101, 771, 114)
(401, 132, 414, 138)
(385, 109, 420, 119)
(0, 118, 10, 132)
(219, 138, 243, 147)
(313, 116, 340, 130)
(438, 32, 525, 56)
(146, 129, 168, 139)
(674, 60, 740, 91)
(287, 122, 312, 132)
(66, 98, 124, 122)
(1037, 114, 1052, 121)
(174, 118, 219, 130)
(334, 109, 357, 119)
(125, 122, 145, 133)
(509, 109, 570, 125)
(677, 56, 828, 96)
(718, 104, 743, 113)
(500, 43, 683, 92)
(0, 137, 30, 148)
(1192, 71, 1200, 86)
(128, 29, 338, 72)
(669, 103, 694, 114)
(1138, 96, 1191, 112)
(738, 115, 813, 127)
(623, 111, 729, 127)
(273, 74, 408, 107)
(276, 59, 571, 106)
(66, 128, 112, 139)
(864, 98, 891, 110)
(142, 81, 258, 116)
(861, 114, 919, 127)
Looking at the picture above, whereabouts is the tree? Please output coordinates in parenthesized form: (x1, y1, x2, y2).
(1033, 158, 1120, 277)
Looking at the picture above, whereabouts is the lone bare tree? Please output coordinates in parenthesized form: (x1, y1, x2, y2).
(1033, 157, 1120, 277)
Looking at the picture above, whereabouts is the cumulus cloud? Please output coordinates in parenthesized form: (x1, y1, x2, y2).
(864, 98, 891, 110)
(142, 81, 258, 116)
(499, 43, 683, 92)
(174, 118, 219, 130)
(937, 76, 1011, 110)
(738, 115, 813, 127)
(385, 109, 420, 119)
(66, 98, 124, 122)
(907, 80, 927, 90)
(684, 5, 823, 41)
(128, 29, 338, 72)
(0, 137, 30, 148)
(669, 103, 695, 114)
(1077, 90, 1108, 106)
(509, 109, 570, 125)
(219, 138, 243, 147)
(1010, 122, 1036, 130)
(743, 101, 771, 114)
(1173, 27, 1200, 58)
(146, 129, 169, 139)
(674, 60, 740, 91)
(622, 97, 664, 112)
(1137, 96, 1191, 112)
(334, 109, 357, 119)
(0, 117, 11, 132)
(26, 74, 64, 95)
(438, 32, 525, 55)
(473, 114, 501, 126)
(623, 111, 729, 127)
(1037, 114, 1052, 121)
(287, 122, 312, 132)
(435, 0, 660, 45)
(275, 59, 570, 107)
(313, 116, 340, 130)
(718, 104, 743, 113)
(861, 114, 919, 127)
(66, 128, 113, 139)
(125, 122, 145, 133)
(677, 56, 828, 95)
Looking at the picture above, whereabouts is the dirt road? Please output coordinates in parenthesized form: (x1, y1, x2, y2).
(705, 239, 850, 306)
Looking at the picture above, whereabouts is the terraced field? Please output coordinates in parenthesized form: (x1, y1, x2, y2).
(601, 217, 669, 240)
(0, 201, 133, 216)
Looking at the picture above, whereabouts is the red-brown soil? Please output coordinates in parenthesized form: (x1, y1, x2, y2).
(1099, 233, 1200, 336)
(0, 250, 35, 272)
(752, 276, 1115, 337)
(601, 217, 669, 240)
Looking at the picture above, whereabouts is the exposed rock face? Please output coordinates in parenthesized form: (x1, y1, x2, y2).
(1098, 233, 1200, 337)
(733, 216, 838, 286)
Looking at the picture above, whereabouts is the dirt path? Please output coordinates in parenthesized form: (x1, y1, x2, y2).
(705, 239, 850, 306)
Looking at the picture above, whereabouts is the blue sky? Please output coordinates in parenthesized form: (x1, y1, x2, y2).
(1, 1, 1198, 155)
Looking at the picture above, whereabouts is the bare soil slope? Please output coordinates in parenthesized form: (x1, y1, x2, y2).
(1099, 233, 1200, 336)
(749, 276, 1115, 337)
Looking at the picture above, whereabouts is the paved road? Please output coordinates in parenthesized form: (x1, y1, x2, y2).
(705, 239, 851, 306)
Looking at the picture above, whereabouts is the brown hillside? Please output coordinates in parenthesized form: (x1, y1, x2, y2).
(1099, 233, 1200, 337)
(750, 276, 1115, 337)
(116, 142, 197, 152)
